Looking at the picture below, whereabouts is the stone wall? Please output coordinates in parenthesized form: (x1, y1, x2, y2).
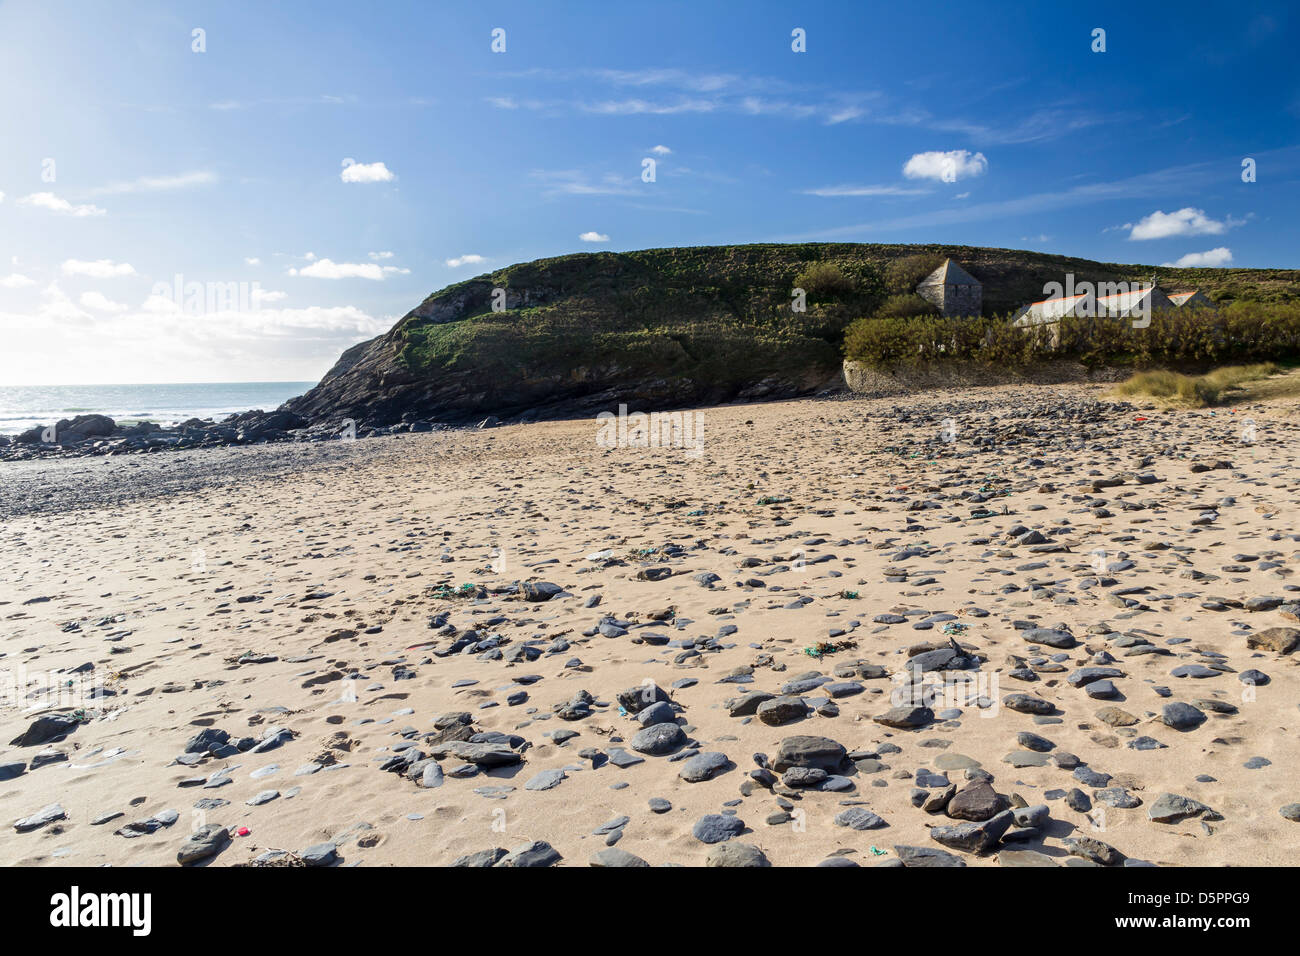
(917, 279, 982, 317)
(841, 358, 1127, 398)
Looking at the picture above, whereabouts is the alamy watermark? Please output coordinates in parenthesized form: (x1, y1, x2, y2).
(596, 404, 705, 458)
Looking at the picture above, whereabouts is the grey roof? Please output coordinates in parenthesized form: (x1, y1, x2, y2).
(921, 259, 980, 288)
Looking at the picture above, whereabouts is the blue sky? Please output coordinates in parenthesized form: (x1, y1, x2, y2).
(1, 0, 1297, 385)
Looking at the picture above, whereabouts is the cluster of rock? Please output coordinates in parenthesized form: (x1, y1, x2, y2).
(0, 410, 467, 461)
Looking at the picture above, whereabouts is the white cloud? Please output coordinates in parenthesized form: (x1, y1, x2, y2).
(1162, 247, 1233, 268)
(18, 192, 107, 217)
(650, 144, 672, 155)
(62, 259, 137, 278)
(289, 258, 409, 280)
(141, 293, 181, 314)
(33, 282, 93, 322)
(803, 184, 929, 197)
(340, 160, 395, 183)
(445, 254, 487, 268)
(0, 273, 35, 289)
(368, 250, 394, 260)
(0, 191, 5, 203)
(1126, 207, 1233, 240)
(79, 291, 129, 313)
(579, 231, 610, 242)
(89, 170, 217, 195)
(252, 289, 287, 304)
(902, 150, 988, 183)
(245, 257, 261, 266)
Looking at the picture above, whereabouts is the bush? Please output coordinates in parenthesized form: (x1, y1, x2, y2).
(843, 301, 1300, 371)
(884, 254, 946, 295)
(794, 262, 856, 297)
(874, 293, 936, 319)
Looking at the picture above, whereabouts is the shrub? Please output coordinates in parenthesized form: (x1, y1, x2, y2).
(874, 293, 936, 319)
(794, 262, 856, 297)
(884, 254, 946, 295)
(843, 301, 1300, 371)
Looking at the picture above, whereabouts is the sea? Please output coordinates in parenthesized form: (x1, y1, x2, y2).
(0, 382, 316, 436)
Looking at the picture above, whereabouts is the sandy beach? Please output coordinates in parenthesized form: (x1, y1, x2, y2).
(3, 382, 1299, 867)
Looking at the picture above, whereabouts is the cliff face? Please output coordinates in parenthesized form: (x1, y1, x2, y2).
(284, 243, 1300, 427)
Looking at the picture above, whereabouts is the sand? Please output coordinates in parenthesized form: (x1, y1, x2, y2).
(2, 382, 1299, 867)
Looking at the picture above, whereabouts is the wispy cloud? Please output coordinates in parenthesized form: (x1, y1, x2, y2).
(62, 259, 137, 278)
(19, 192, 107, 217)
(787, 159, 1231, 240)
(803, 184, 929, 198)
(88, 170, 218, 196)
(290, 259, 409, 280)
(445, 254, 487, 268)
(210, 94, 356, 111)
(530, 169, 640, 197)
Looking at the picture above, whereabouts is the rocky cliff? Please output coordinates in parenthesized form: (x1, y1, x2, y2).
(284, 243, 1300, 427)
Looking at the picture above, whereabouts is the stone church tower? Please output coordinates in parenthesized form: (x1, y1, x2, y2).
(916, 259, 982, 317)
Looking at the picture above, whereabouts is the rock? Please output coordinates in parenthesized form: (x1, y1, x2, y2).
(590, 848, 650, 867)
(706, 842, 771, 867)
(998, 849, 1058, 867)
(692, 814, 745, 844)
(0, 762, 26, 781)
(1161, 701, 1206, 731)
(524, 769, 567, 791)
(873, 705, 934, 729)
(946, 780, 1010, 821)
(1021, 628, 1077, 649)
(9, 714, 80, 747)
(1002, 693, 1054, 715)
(834, 807, 886, 830)
(1017, 732, 1055, 752)
(1095, 706, 1138, 727)
(301, 842, 339, 866)
(429, 741, 522, 766)
(679, 751, 730, 783)
(631, 722, 685, 756)
(1068, 667, 1124, 687)
(1065, 836, 1124, 866)
(14, 802, 66, 832)
(894, 845, 966, 867)
(453, 848, 507, 867)
(177, 825, 230, 865)
(636, 701, 676, 727)
(521, 581, 563, 602)
(1280, 804, 1300, 822)
(930, 809, 1014, 853)
(1013, 804, 1050, 829)
(726, 691, 775, 717)
(495, 840, 563, 867)
(756, 696, 810, 726)
(616, 682, 671, 714)
(771, 736, 847, 773)
(1148, 792, 1211, 823)
(1247, 627, 1300, 654)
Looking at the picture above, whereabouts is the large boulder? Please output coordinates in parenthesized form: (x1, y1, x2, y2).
(771, 736, 847, 773)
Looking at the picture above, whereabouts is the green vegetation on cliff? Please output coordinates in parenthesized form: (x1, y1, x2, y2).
(290, 242, 1300, 423)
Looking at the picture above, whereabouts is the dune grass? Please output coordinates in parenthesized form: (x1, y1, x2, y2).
(1112, 363, 1285, 406)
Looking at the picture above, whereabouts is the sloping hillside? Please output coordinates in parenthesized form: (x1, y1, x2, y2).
(285, 243, 1300, 425)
